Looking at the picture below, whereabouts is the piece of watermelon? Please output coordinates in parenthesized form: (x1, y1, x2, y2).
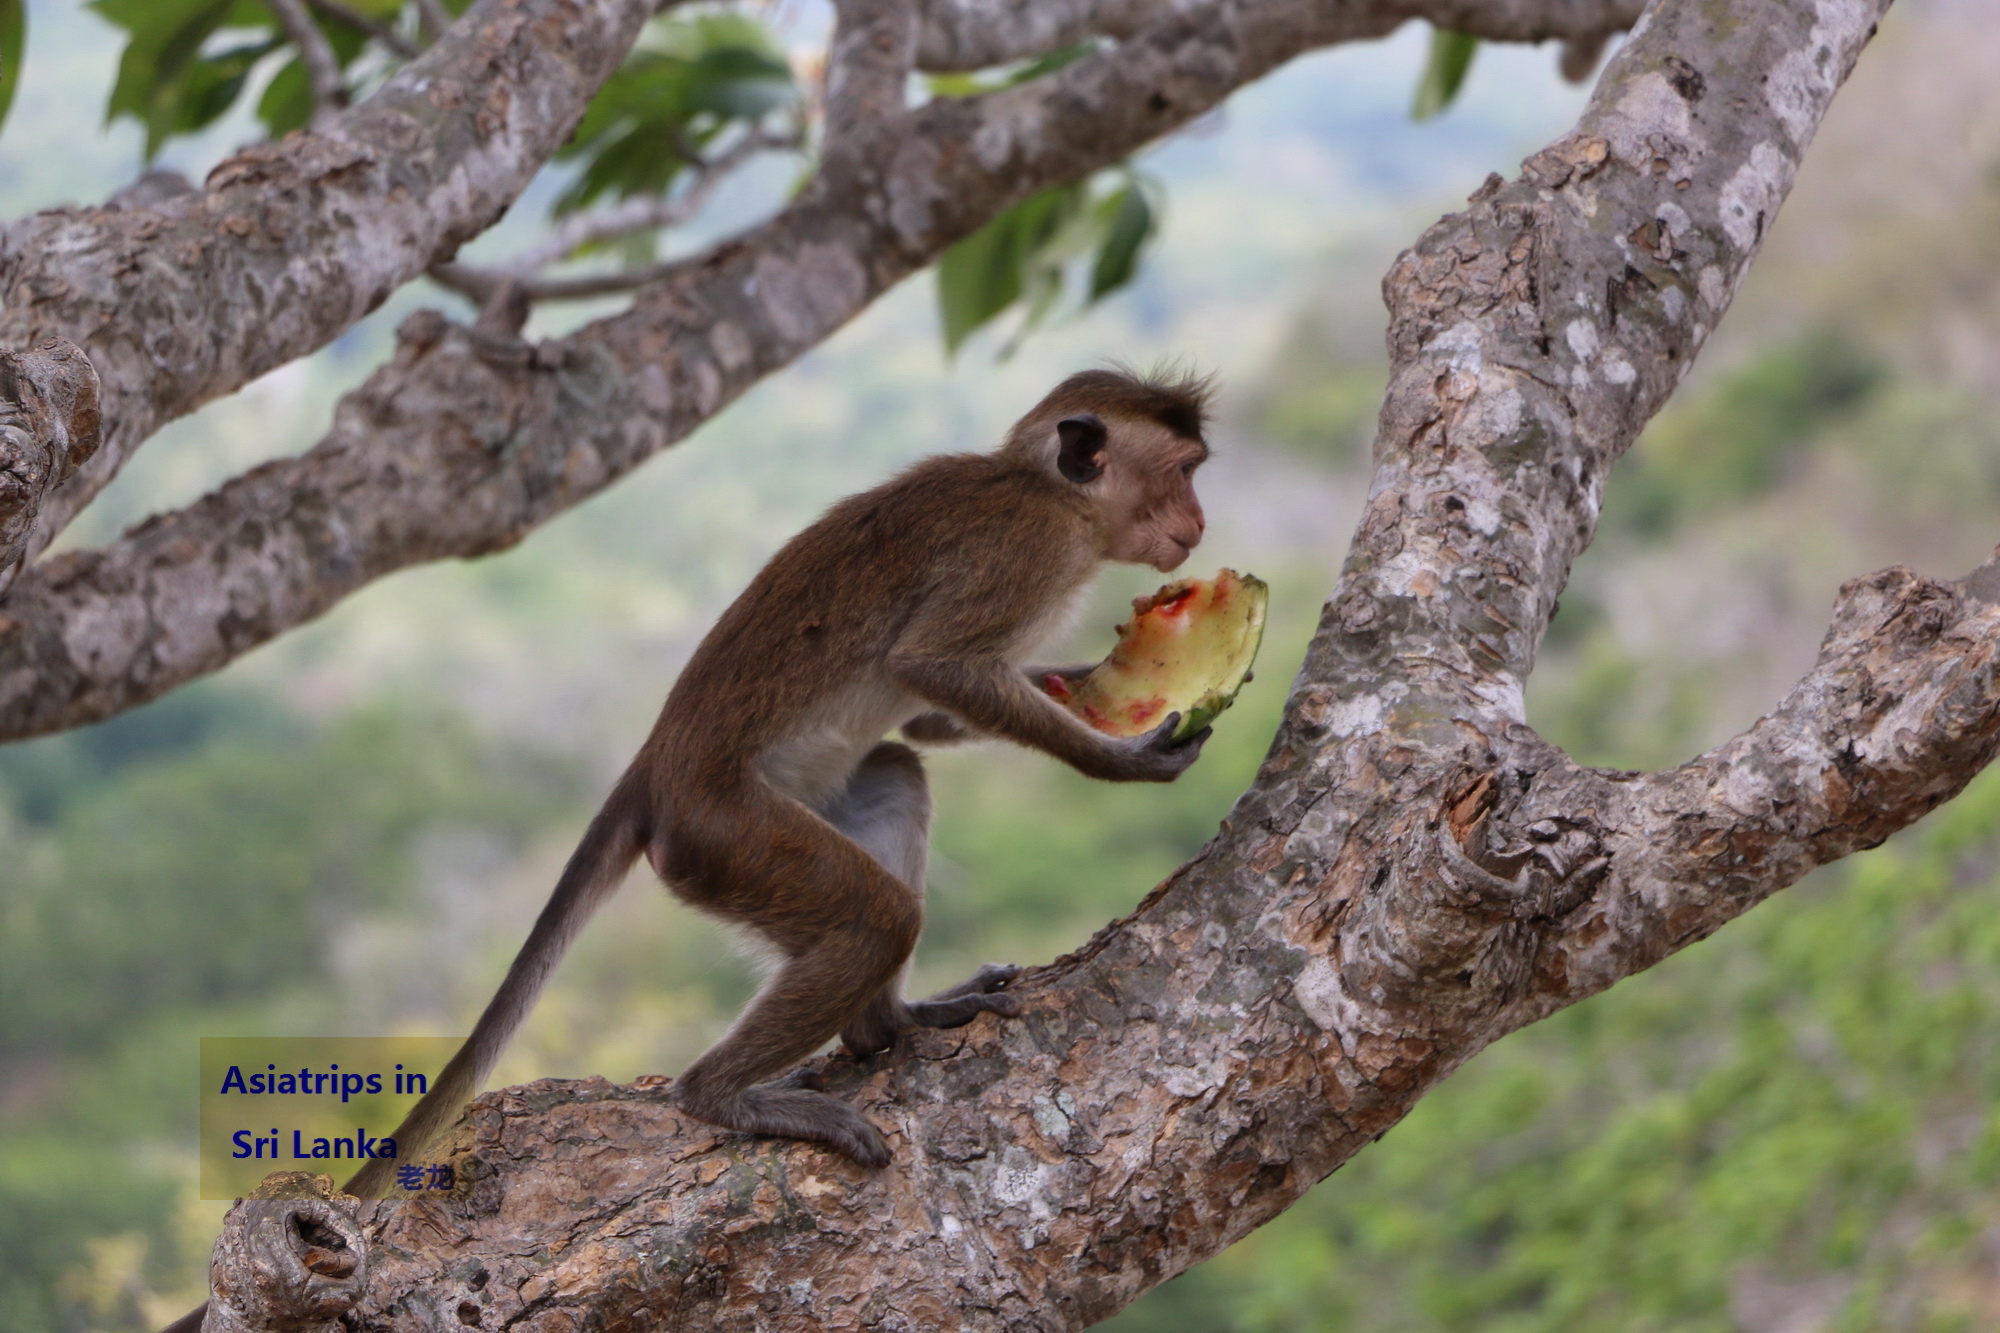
(1044, 569, 1267, 741)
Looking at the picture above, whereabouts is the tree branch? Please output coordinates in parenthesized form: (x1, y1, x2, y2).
(305, 0, 423, 60)
(170, 0, 1933, 1327)
(1514, 557, 2000, 1020)
(825, 0, 920, 146)
(913, 0, 1648, 71)
(0, 0, 659, 577)
(426, 127, 802, 304)
(265, 0, 350, 123)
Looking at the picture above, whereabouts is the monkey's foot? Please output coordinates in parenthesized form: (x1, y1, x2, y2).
(839, 964, 1024, 1057)
(906, 962, 1025, 1027)
(759, 1064, 825, 1092)
(677, 1081, 891, 1168)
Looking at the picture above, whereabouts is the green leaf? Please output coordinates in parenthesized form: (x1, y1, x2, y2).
(257, 56, 313, 140)
(554, 13, 796, 216)
(937, 169, 1162, 358)
(925, 40, 1098, 99)
(0, 0, 25, 139)
(1412, 28, 1479, 121)
(1088, 179, 1156, 302)
(92, 0, 411, 157)
(937, 182, 1085, 355)
(176, 40, 273, 136)
(93, 0, 235, 153)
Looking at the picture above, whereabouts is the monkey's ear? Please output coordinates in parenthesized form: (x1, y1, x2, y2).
(1056, 414, 1108, 484)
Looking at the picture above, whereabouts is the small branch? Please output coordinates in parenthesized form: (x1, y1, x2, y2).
(526, 127, 798, 268)
(265, 0, 349, 122)
(306, 0, 421, 59)
(825, 0, 918, 147)
(428, 127, 801, 305)
(1559, 557, 2000, 998)
(915, 0, 1152, 72)
(412, 0, 454, 41)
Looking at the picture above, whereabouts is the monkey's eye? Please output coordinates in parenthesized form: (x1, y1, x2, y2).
(1180, 461, 1199, 478)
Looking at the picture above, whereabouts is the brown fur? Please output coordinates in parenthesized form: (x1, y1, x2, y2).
(344, 368, 1213, 1186)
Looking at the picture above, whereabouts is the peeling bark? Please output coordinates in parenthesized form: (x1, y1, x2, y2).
(178, 0, 1960, 1330)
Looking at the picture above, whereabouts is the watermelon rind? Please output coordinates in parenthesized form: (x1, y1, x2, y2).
(1053, 569, 1268, 741)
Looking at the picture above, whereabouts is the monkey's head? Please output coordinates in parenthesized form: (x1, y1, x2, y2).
(1005, 368, 1213, 572)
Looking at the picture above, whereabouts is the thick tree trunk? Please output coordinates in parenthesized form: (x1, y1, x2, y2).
(182, 0, 1996, 1330)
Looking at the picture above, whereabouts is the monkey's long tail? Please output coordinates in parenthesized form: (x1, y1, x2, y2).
(342, 777, 647, 1199)
(155, 783, 648, 1333)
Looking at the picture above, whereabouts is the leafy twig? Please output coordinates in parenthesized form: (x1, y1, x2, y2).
(306, 0, 420, 59)
(428, 126, 801, 304)
(264, 0, 348, 122)
(412, 0, 454, 42)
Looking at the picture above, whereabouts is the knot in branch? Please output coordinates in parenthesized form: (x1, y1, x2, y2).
(1336, 770, 1609, 1027)
(204, 1173, 368, 1333)
(0, 336, 101, 595)
(1439, 775, 1610, 922)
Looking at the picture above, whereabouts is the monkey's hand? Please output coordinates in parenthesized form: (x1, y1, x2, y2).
(1107, 713, 1210, 782)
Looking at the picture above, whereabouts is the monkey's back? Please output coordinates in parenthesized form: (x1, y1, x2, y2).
(646, 452, 1095, 801)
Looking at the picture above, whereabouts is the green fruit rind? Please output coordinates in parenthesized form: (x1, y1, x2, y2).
(1170, 572, 1267, 739)
(1052, 569, 1268, 741)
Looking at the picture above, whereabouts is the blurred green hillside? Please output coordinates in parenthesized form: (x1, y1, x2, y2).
(5, 1, 2000, 1330)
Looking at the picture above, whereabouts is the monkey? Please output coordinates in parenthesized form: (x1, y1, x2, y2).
(341, 367, 1214, 1194)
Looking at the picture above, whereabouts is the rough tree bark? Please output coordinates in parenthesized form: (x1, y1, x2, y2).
(3, 0, 1974, 1327)
(0, 337, 98, 589)
(169, 0, 1989, 1329)
(0, 0, 665, 597)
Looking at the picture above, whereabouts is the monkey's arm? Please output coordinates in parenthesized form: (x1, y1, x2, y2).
(904, 666, 1098, 746)
(888, 649, 1199, 782)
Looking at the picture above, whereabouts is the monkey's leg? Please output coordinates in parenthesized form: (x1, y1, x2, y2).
(821, 744, 1023, 1057)
(668, 782, 922, 1167)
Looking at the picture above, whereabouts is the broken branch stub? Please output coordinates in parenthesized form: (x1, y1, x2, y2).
(0, 337, 99, 595)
